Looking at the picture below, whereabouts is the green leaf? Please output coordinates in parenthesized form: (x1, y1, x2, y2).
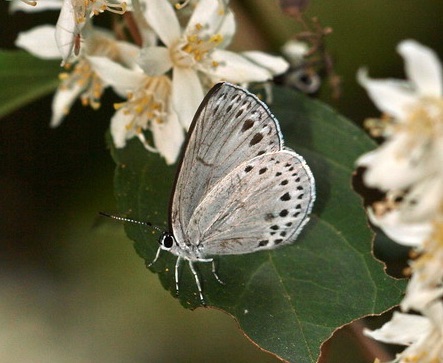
(0, 50, 60, 118)
(110, 86, 405, 363)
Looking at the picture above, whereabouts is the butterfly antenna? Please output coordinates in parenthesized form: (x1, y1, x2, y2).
(99, 212, 163, 233)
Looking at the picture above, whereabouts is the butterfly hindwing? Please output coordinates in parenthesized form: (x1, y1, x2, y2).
(186, 150, 315, 255)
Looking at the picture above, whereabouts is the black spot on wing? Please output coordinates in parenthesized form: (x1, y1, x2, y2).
(280, 192, 291, 201)
(279, 209, 288, 217)
(258, 240, 269, 247)
(250, 133, 264, 146)
(241, 119, 254, 132)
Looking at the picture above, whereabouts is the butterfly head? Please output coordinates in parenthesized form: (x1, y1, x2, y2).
(158, 231, 205, 261)
(99, 212, 177, 253)
(159, 232, 176, 251)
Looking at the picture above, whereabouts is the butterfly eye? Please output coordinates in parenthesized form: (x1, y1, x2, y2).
(160, 233, 175, 250)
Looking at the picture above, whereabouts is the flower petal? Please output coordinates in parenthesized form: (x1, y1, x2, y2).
(50, 83, 84, 127)
(9, 0, 61, 13)
(15, 25, 61, 59)
(217, 9, 235, 48)
(138, 46, 173, 76)
(110, 109, 135, 148)
(188, 0, 224, 35)
(242, 51, 289, 76)
(402, 275, 443, 312)
(211, 49, 273, 83)
(87, 56, 145, 97)
(115, 40, 142, 68)
(281, 40, 309, 66)
(357, 133, 435, 190)
(400, 174, 443, 222)
(151, 109, 184, 165)
(364, 311, 430, 345)
(172, 67, 204, 129)
(367, 207, 432, 246)
(398, 40, 443, 97)
(424, 301, 443, 331)
(357, 68, 417, 119)
(144, 0, 180, 47)
(55, 0, 82, 64)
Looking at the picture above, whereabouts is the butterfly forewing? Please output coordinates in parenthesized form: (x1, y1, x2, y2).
(186, 150, 315, 255)
(171, 83, 284, 247)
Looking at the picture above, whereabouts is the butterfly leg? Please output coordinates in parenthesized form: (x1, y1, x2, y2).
(147, 246, 162, 267)
(188, 260, 206, 306)
(174, 256, 183, 298)
(211, 260, 225, 285)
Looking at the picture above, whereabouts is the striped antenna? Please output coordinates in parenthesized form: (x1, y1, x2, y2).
(99, 212, 163, 233)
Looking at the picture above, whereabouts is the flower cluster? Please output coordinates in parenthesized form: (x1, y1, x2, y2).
(13, 0, 289, 164)
(357, 40, 443, 362)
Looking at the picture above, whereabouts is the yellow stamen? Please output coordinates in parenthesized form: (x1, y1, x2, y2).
(73, 0, 126, 24)
(114, 102, 125, 110)
(210, 34, 223, 44)
(59, 73, 70, 81)
(175, 0, 190, 10)
(21, 0, 37, 5)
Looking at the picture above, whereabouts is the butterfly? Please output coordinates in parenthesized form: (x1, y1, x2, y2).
(103, 82, 316, 305)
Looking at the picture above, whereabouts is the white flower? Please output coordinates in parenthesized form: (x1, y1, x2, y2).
(10, 0, 127, 63)
(358, 40, 443, 363)
(357, 40, 443, 243)
(88, 57, 184, 165)
(16, 25, 63, 59)
(281, 39, 309, 67)
(400, 220, 443, 311)
(15, 25, 139, 127)
(364, 305, 443, 363)
(364, 311, 432, 346)
(55, 0, 127, 64)
(9, 0, 80, 63)
(357, 40, 443, 190)
(139, 0, 289, 128)
(367, 206, 432, 247)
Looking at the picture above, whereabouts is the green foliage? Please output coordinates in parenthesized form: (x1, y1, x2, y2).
(110, 86, 405, 363)
(0, 51, 59, 118)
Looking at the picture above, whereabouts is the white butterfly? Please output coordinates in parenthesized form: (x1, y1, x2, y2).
(104, 82, 315, 305)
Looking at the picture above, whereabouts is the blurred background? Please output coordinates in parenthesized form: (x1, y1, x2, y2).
(1, 0, 443, 362)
